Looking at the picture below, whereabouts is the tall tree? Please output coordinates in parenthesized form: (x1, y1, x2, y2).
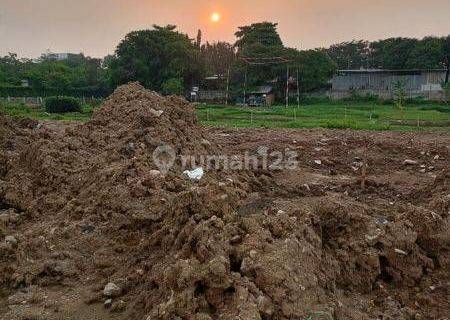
(231, 22, 335, 97)
(233, 22, 285, 85)
(285, 48, 337, 91)
(201, 42, 235, 76)
(369, 38, 419, 69)
(109, 25, 201, 91)
(405, 37, 444, 69)
(443, 36, 450, 84)
(0, 53, 26, 85)
(325, 40, 369, 69)
(234, 22, 283, 53)
(196, 29, 202, 49)
(324, 36, 450, 71)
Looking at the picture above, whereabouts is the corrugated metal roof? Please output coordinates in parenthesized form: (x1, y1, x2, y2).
(249, 85, 273, 94)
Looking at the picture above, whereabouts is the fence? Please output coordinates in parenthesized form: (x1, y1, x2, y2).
(329, 89, 447, 101)
(193, 90, 228, 103)
(0, 97, 43, 105)
(0, 96, 103, 107)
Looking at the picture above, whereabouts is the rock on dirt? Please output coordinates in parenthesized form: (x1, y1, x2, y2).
(148, 170, 162, 177)
(4, 235, 17, 246)
(104, 299, 113, 308)
(103, 283, 120, 298)
(403, 159, 418, 165)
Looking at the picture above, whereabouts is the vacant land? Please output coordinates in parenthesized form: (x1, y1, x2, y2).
(2, 99, 449, 132)
(197, 101, 450, 132)
(0, 84, 448, 319)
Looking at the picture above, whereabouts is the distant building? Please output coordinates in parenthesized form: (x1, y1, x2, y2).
(53, 53, 70, 61)
(330, 69, 447, 100)
(247, 86, 275, 106)
(191, 75, 228, 103)
(35, 52, 78, 63)
(195, 90, 227, 102)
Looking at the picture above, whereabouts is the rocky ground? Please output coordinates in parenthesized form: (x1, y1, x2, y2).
(0, 83, 449, 320)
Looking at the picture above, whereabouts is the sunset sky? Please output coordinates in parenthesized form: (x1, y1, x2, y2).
(1, 0, 449, 58)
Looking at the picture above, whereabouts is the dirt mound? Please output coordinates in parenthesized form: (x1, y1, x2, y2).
(0, 84, 256, 318)
(85, 82, 216, 159)
(0, 84, 449, 320)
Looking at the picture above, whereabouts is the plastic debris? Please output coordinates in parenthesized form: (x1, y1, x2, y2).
(183, 167, 204, 181)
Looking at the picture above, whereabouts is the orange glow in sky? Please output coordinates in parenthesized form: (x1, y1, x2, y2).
(1, 0, 449, 58)
(211, 12, 221, 23)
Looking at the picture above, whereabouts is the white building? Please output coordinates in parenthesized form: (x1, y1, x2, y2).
(35, 51, 77, 63)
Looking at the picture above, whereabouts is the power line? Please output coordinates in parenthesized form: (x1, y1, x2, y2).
(240, 56, 293, 66)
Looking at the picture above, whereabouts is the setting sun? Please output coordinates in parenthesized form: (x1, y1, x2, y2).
(211, 12, 221, 22)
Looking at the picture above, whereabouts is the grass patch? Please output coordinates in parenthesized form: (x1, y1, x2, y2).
(418, 104, 450, 113)
(1, 100, 449, 132)
(196, 101, 450, 132)
(0, 102, 95, 122)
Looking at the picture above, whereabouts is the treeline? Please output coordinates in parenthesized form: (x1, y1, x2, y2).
(1, 24, 449, 99)
(0, 53, 111, 97)
(324, 37, 450, 75)
(108, 22, 337, 98)
(0, 22, 337, 99)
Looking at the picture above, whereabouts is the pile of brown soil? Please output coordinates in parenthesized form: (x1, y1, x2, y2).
(0, 83, 257, 319)
(0, 84, 448, 320)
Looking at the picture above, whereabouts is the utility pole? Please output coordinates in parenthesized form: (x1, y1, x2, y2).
(296, 68, 300, 108)
(244, 66, 248, 105)
(226, 66, 230, 106)
(286, 65, 289, 108)
(446, 56, 449, 84)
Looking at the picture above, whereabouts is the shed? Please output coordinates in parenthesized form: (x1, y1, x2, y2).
(248, 86, 275, 106)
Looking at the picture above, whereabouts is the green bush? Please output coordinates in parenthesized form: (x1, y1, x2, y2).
(368, 112, 380, 119)
(45, 96, 81, 113)
(161, 78, 184, 96)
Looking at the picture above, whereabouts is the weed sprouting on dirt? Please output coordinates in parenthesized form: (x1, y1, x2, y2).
(394, 81, 407, 113)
